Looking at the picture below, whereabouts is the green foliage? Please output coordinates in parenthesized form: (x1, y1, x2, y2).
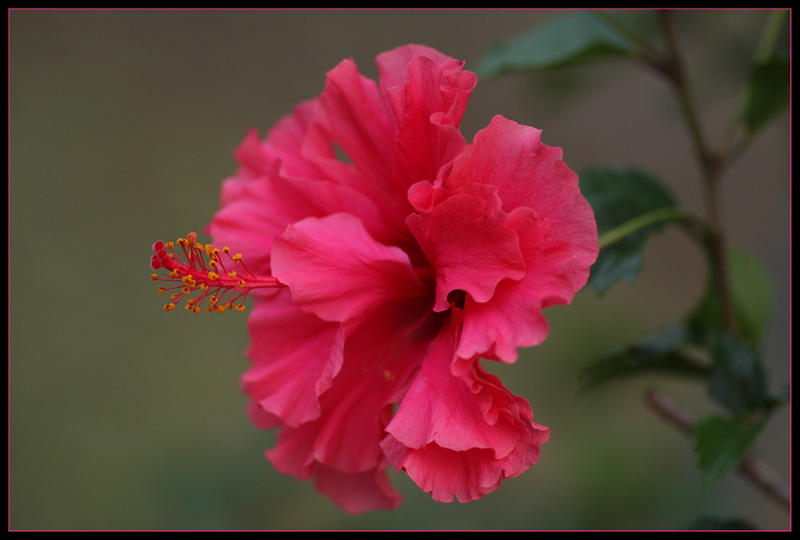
(580, 325, 708, 391)
(687, 245, 773, 347)
(741, 10, 789, 135)
(692, 415, 765, 488)
(579, 167, 678, 294)
(741, 54, 789, 135)
(474, 11, 634, 79)
(708, 334, 767, 416)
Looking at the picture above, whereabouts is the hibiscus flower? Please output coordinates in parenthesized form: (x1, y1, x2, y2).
(150, 44, 598, 513)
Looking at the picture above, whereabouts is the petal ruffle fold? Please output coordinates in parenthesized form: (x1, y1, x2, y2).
(271, 213, 428, 324)
(406, 192, 526, 312)
(382, 318, 550, 503)
(431, 115, 599, 362)
(242, 289, 344, 428)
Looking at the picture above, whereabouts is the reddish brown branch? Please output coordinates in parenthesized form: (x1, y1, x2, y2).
(644, 388, 790, 511)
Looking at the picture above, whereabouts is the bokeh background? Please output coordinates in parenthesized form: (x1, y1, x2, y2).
(10, 9, 789, 531)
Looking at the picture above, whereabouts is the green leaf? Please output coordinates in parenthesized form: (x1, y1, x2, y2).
(740, 9, 789, 136)
(580, 325, 708, 391)
(708, 333, 767, 416)
(579, 167, 678, 294)
(693, 415, 764, 488)
(741, 55, 789, 135)
(474, 11, 634, 79)
(687, 244, 773, 347)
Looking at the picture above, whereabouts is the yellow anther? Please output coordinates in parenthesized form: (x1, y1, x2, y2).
(182, 275, 196, 287)
(171, 293, 180, 301)
(235, 304, 246, 312)
(192, 306, 201, 314)
(208, 272, 219, 281)
(151, 273, 159, 282)
(232, 253, 242, 262)
(186, 298, 195, 306)
(169, 269, 179, 278)
(177, 238, 186, 246)
(209, 260, 217, 268)
(182, 287, 192, 294)
(228, 271, 236, 278)
(195, 243, 204, 251)
(225, 302, 234, 309)
(209, 296, 218, 304)
(200, 283, 209, 291)
(212, 248, 220, 257)
(157, 287, 166, 295)
(165, 241, 174, 249)
(205, 244, 213, 256)
(215, 305, 226, 313)
(163, 303, 176, 312)
(237, 279, 246, 288)
(206, 306, 214, 312)
(223, 247, 230, 254)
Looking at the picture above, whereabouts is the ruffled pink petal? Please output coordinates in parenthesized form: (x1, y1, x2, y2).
(206, 171, 281, 272)
(314, 463, 402, 514)
(222, 101, 331, 200)
(439, 116, 597, 362)
(376, 44, 455, 90)
(270, 213, 427, 323)
(242, 289, 345, 428)
(380, 50, 476, 189)
(259, 99, 334, 181)
(266, 420, 317, 480)
(382, 320, 550, 503)
(247, 400, 281, 431)
(265, 343, 408, 477)
(207, 162, 392, 274)
(266, 309, 439, 483)
(445, 115, 599, 255)
(457, 208, 561, 363)
(406, 192, 526, 312)
(315, 58, 396, 190)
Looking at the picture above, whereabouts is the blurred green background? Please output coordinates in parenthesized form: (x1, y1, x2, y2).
(10, 9, 789, 530)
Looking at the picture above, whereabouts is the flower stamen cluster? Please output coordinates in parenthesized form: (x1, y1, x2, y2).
(150, 232, 284, 313)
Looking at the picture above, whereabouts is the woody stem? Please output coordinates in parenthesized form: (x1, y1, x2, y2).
(658, 10, 736, 337)
(644, 388, 790, 510)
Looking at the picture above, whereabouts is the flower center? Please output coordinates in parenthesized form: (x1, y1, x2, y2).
(150, 232, 284, 313)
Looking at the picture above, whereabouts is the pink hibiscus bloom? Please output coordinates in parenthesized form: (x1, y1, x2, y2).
(150, 44, 598, 513)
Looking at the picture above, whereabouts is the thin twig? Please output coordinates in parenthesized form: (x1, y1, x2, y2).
(644, 388, 790, 511)
(658, 10, 737, 338)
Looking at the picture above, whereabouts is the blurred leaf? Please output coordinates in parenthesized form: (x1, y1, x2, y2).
(693, 415, 764, 488)
(688, 244, 773, 347)
(690, 516, 758, 530)
(579, 167, 678, 294)
(708, 333, 767, 416)
(740, 9, 789, 135)
(580, 325, 709, 391)
(475, 11, 634, 79)
(741, 55, 789, 135)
